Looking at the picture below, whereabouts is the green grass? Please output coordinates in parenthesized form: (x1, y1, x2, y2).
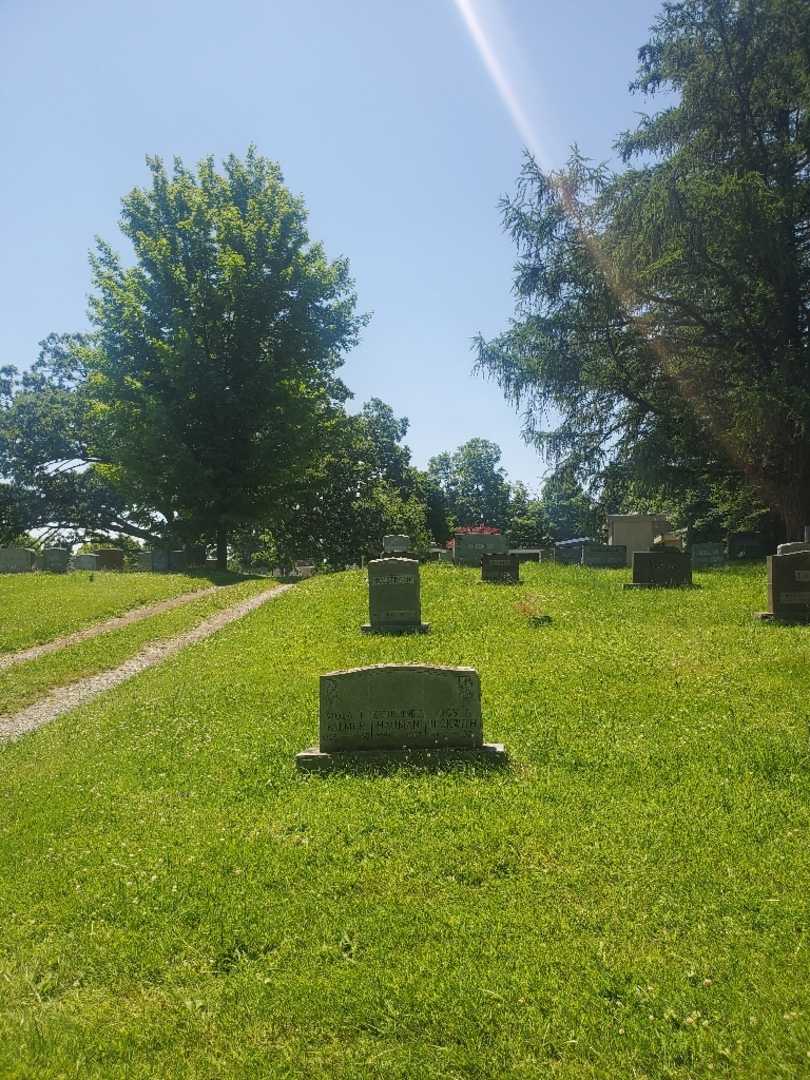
(1, 563, 809, 1078)
(0, 578, 274, 715)
(0, 570, 253, 653)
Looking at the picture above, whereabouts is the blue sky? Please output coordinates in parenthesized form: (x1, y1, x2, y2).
(2, 0, 669, 490)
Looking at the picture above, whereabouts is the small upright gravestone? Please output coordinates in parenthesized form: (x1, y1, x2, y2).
(95, 549, 124, 571)
(0, 547, 36, 573)
(382, 534, 411, 556)
(41, 548, 70, 573)
(756, 549, 810, 622)
(362, 558, 428, 634)
(481, 552, 520, 584)
(624, 549, 693, 589)
(296, 663, 506, 771)
(72, 553, 99, 571)
(581, 542, 627, 568)
(776, 541, 810, 556)
(453, 532, 508, 567)
(691, 541, 726, 569)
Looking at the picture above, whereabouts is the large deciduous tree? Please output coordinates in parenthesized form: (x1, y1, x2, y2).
(427, 438, 512, 530)
(1, 150, 365, 565)
(476, 0, 810, 538)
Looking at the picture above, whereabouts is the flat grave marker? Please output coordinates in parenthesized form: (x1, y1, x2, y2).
(362, 557, 429, 634)
(296, 663, 506, 770)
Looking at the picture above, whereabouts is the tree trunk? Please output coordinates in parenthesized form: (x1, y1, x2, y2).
(216, 526, 228, 570)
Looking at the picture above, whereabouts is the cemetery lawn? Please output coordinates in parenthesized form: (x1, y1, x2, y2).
(0, 570, 250, 653)
(0, 579, 274, 715)
(1, 563, 809, 1078)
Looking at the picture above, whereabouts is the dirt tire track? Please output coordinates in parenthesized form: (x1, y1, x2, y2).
(0, 584, 229, 671)
(0, 584, 292, 743)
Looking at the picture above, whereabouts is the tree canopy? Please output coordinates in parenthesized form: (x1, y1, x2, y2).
(476, 0, 810, 538)
(1, 150, 366, 564)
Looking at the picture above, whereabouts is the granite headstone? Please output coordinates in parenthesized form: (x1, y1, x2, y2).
(0, 547, 36, 573)
(481, 552, 520, 584)
(624, 549, 693, 588)
(296, 663, 506, 770)
(362, 557, 429, 634)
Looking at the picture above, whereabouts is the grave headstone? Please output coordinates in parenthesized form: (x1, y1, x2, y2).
(41, 548, 70, 573)
(691, 541, 726, 569)
(607, 513, 672, 566)
(137, 549, 171, 572)
(453, 532, 508, 567)
(95, 549, 124, 571)
(776, 541, 810, 556)
(0, 547, 36, 573)
(296, 663, 506, 770)
(437, 550, 453, 563)
(72, 553, 99, 571)
(382, 535, 411, 555)
(756, 549, 810, 621)
(804, 526, 810, 544)
(554, 538, 593, 565)
(509, 548, 543, 563)
(481, 552, 520, 584)
(624, 549, 693, 589)
(580, 542, 627, 568)
(362, 558, 428, 634)
(728, 532, 767, 560)
(168, 550, 187, 572)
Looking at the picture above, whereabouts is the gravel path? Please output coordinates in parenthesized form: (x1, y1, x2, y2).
(0, 584, 292, 743)
(0, 584, 227, 671)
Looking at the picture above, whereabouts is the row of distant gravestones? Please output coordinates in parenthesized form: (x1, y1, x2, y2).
(0, 547, 217, 574)
(296, 530, 810, 772)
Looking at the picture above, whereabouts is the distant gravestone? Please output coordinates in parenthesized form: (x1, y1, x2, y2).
(624, 549, 693, 589)
(382, 535, 411, 555)
(453, 532, 508, 567)
(756, 549, 810, 622)
(728, 532, 767, 560)
(41, 548, 70, 573)
(296, 663, 506, 770)
(95, 549, 124, 571)
(691, 541, 726, 570)
(580, 542, 627, 568)
(554, 538, 593, 565)
(362, 557, 428, 634)
(168, 550, 187, 572)
(804, 526, 810, 543)
(72, 553, 99, 571)
(137, 550, 170, 572)
(776, 541, 810, 556)
(481, 552, 520, 584)
(509, 548, 543, 563)
(437, 550, 453, 563)
(0, 547, 36, 573)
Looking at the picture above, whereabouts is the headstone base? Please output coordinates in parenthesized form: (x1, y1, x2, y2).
(295, 742, 507, 773)
(623, 582, 699, 590)
(753, 610, 810, 623)
(360, 622, 430, 635)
